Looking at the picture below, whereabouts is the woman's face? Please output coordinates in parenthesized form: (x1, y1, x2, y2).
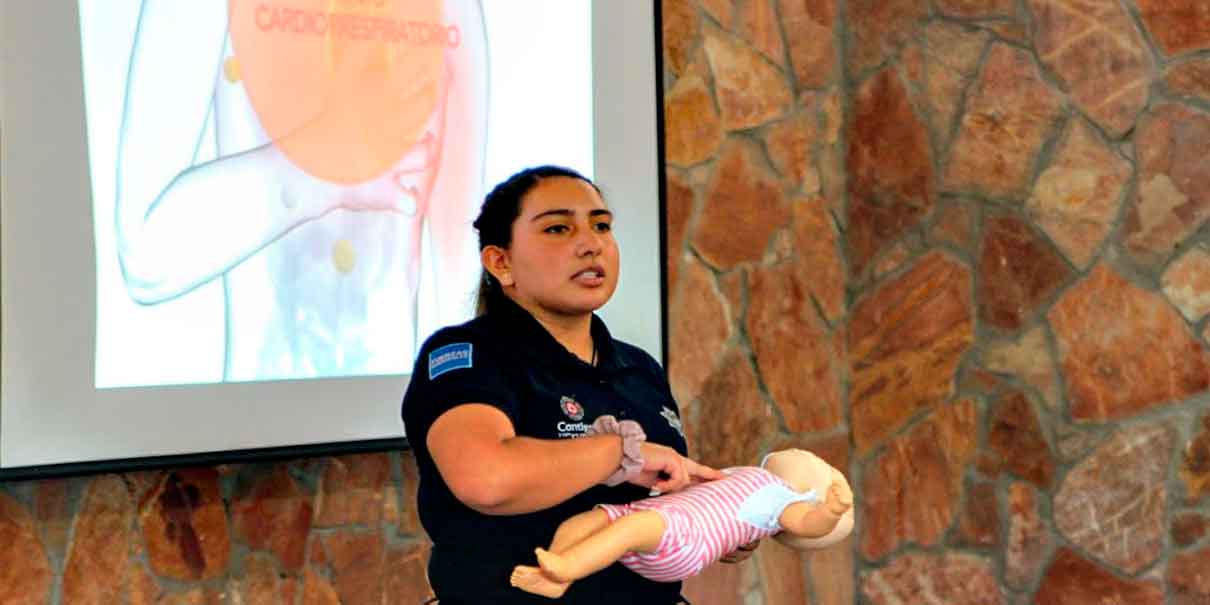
(502, 176, 619, 318)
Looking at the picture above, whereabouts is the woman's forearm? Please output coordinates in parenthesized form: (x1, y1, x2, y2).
(429, 404, 627, 515)
(428, 404, 711, 516)
(466, 434, 624, 515)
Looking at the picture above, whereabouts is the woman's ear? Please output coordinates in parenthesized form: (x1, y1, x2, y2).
(481, 245, 513, 287)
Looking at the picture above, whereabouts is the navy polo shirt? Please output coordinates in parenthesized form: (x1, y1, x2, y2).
(401, 297, 689, 604)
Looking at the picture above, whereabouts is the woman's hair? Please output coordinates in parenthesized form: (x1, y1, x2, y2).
(472, 165, 601, 315)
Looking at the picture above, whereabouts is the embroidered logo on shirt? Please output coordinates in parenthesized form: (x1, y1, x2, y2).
(660, 406, 685, 437)
(560, 396, 585, 421)
(428, 343, 472, 379)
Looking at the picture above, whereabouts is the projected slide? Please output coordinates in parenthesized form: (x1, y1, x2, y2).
(80, 0, 593, 388)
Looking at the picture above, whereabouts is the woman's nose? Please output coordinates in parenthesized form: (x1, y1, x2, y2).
(575, 229, 603, 256)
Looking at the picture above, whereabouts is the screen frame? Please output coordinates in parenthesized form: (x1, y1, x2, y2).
(0, 0, 669, 480)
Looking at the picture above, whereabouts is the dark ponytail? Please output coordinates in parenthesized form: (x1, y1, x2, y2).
(472, 165, 600, 315)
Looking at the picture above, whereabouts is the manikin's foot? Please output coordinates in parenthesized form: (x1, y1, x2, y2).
(534, 547, 575, 583)
(510, 565, 570, 599)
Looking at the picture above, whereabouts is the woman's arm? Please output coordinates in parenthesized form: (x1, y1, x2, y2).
(427, 403, 718, 515)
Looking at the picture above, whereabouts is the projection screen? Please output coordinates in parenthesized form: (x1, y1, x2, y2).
(0, 0, 663, 474)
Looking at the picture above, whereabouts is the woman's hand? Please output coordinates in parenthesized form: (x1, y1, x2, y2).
(628, 443, 724, 494)
(719, 539, 760, 564)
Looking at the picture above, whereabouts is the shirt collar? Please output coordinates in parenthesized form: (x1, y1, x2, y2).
(483, 296, 633, 373)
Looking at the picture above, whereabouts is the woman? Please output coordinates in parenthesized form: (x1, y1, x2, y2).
(401, 166, 736, 603)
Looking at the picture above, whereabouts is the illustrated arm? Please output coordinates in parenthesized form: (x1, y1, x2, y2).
(114, 1, 336, 304)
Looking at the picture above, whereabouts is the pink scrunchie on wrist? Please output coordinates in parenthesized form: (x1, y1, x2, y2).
(587, 415, 646, 486)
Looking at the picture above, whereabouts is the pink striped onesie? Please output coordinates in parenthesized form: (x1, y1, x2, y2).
(597, 466, 820, 582)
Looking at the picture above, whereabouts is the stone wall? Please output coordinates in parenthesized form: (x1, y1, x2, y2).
(664, 0, 853, 602)
(0, 454, 430, 603)
(669, 0, 1210, 604)
(4, 0, 1210, 603)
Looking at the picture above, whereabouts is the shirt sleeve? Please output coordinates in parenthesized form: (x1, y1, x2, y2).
(401, 326, 520, 448)
(631, 346, 689, 456)
(647, 353, 682, 416)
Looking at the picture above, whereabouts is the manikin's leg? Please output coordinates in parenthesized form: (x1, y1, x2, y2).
(510, 509, 612, 598)
(535, 510, 666, 583)
(550, 508, 612, 553)
(510, 566, 569, 598)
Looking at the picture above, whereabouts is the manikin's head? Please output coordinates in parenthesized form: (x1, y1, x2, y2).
(760, 448, 855, 549)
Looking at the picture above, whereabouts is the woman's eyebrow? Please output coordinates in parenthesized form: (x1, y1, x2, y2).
(529, 208, 614, 221)
(530, 208, 573, 221)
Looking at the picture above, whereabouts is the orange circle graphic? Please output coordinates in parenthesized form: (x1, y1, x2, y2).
(228, 0, 448, 184)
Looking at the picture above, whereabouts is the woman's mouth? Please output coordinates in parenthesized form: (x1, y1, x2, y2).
(572, 267, 606, 286)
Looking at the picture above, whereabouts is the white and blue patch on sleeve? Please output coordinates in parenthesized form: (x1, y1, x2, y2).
(428, 343, 473, 380)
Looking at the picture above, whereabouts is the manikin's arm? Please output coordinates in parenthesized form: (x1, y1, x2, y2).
(778, 480, 853, 539)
